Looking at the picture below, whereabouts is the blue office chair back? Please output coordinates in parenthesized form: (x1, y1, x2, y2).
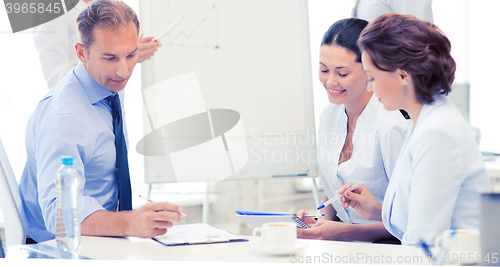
(0, 137, 26, 246)
(0, 237, 4, 258)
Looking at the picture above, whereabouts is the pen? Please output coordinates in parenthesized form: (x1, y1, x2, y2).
(302, 214, 325, 218)
(138, 195, 188, 218)
(419, 239, 433, 258)
(155, 16, 185, 41)
(316, 181, 363, 210)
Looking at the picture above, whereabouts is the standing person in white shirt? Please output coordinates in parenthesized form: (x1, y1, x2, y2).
(33, 0, 160, 144)
(339, 13, 490, 245)
(296, 18, 408, 242)
(33, 0, 160, 89)
(353, 0, 434, 23)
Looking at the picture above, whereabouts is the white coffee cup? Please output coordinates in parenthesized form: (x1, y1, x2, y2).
(252, 222, 297, 249)
(435, 229, 480, 265)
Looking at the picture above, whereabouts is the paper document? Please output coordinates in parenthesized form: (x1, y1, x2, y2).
(154, 223, 247, 246)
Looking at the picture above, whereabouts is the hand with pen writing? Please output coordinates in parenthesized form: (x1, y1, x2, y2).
(339, 183, 383, 221)
(81, 201, 185, 239)
(124, 202, 185, 238)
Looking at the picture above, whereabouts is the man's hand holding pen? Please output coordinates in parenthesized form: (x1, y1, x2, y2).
(124, 201, 185, 238)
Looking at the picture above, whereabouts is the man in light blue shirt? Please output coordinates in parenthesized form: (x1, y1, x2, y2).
(19, 0, 183, 243)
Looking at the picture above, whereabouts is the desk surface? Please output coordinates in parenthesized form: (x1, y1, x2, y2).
(41, 235, 429, 264)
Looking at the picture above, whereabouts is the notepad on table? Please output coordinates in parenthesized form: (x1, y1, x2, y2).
(153, 223, 248, 246)
(235, 210, 310, 228)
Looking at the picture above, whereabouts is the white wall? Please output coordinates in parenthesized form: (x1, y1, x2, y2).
(433, 0, 500, 152)
(0, 5, 47, 180)
(308, 0, 352, 133)
(463, 0, 500, 152)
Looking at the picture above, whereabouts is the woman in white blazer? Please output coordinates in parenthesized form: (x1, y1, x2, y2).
(339, 13, 490, 245)
(296, 18, 408, 242)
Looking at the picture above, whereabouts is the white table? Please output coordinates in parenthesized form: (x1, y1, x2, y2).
(40, 235, 430, 264)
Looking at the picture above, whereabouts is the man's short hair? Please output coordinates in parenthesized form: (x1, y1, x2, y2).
(77, 0, 140, 49)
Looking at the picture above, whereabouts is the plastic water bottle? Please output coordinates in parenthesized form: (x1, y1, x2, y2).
(55, 156, 82, 253)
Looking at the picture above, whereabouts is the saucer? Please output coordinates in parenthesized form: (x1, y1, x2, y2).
(250, 239, 309, 255)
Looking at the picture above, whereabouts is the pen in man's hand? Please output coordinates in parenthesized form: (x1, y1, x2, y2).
(138, 195, 188, 218)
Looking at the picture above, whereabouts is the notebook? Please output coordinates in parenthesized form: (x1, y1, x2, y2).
(235, 210, 311, 228)
(154, 223, 248, 246)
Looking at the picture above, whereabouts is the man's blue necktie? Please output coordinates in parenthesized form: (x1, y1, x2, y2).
(106, 94, 132, 211)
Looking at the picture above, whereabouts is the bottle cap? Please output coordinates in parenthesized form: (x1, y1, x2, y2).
(61, 156, 73, 165)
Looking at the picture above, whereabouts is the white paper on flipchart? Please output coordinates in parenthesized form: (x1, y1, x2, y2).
(154, 223, 246, 245)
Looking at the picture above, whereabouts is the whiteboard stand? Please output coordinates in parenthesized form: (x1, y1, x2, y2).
(139, 0, 318, 184)
(147, 184, 152, 199)
(311, 177, 320, 208)
(202, 182, 210, 224)
(139, 0, 318, 224)
(257, 180, 264, 211)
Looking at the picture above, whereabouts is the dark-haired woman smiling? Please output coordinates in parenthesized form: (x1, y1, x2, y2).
(297, 18, 408, 242)
(340, 13, 490, 245)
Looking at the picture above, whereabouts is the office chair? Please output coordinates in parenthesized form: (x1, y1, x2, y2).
(0, 236, 4, 258)
(0, 137, 26, 246)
